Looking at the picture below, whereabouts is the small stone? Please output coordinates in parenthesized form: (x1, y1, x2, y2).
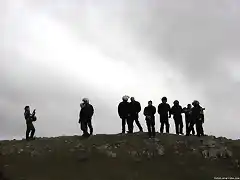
(156, 146, 165, 156)
(106, 151, 117, 158)
(202, 150, 208, 158)
(18, 149, 24, 154)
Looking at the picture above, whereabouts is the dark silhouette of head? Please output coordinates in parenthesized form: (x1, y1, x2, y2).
(130, 97, 135, 102)
(24, 106, 30, 111)
(187, 104, 192, 108)
(82, 98, 89, 104)
(192, 100, 200, 107)
(122, 95, 129, 102)
(148, 100, 152, 106)
(173, 100, 179, 106)
(161, 97, 167, 103)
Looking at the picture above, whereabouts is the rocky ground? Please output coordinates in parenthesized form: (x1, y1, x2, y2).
(0, 133, 240, 180)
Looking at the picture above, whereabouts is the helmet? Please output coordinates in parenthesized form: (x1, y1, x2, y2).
(192, 100, 199, 106)
(122, 95, 129, 101)
(173, 100, 179, 105)
(24, 106, 29, 110)
(82, 98, 89, 103)
(162, 97, 167, 101)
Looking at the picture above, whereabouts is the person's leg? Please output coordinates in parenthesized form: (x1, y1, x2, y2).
(174, 119, 179, 135)
(30, 124, 35, 139)
(185, 118, 189, 135)
(26, 124, 31, 140)
(121, 118, 126, 133)
(160, 121, 164, 133)
(134, 117, 143, 132)
(192, 123, 196, 135)
(87, 120, 93, 135)
(200, 122, 204, 136)
(165, 119, 170, 133)
(160, 116, 164, 133)
(152, 119, 156, 138)
(179, 117, 183, 134)
(81, 120, 89, 137)
(146, 120, 152, 138)
(127, 117, 133, 133)
(196, 121, 201, 137)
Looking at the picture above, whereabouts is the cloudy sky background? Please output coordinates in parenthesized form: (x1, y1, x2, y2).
(1, 0, 240, 140)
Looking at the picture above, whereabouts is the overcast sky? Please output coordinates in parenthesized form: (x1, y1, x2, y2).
(1, 0, 240, 140)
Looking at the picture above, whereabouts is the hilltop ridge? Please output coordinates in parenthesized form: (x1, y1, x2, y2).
(1, 133, 240, 180)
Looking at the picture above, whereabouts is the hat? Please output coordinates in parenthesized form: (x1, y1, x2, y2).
(122, 95, 129, 101)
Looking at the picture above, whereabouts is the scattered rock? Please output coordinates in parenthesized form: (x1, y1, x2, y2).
(201, 147, 233, 159)
(18, 149, 24, 154)
(129, 151, 138, 157)
(106, 151, 117, 158)
(156, 145, 165, 156)
(30, 150, 40, 157)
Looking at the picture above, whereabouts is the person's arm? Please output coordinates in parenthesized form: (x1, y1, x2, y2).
(180, 106, 183, 113)
(153, 107, 156, 115)
(118, 104, 122, 118)
(78, 110, 81, 123)
(157, 104, 160, 114)
(91, 105, 94, 117)
(143, 107, 147, 116)
(168, 105, 172, 118)
(138, 102, 141, 113)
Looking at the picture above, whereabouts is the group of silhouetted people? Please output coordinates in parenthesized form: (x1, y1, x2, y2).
(118, 96, 205, 138)
(24, 96, 205, 140)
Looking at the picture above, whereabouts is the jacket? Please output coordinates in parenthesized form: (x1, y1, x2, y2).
(144, 105, 156, 121)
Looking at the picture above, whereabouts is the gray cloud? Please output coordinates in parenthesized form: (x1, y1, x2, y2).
(1, 0, 239, 139)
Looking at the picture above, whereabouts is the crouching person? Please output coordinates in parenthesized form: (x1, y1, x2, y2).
(79, 98, 94, 137)
(24, 106, 37, 140)
(144, 100, 156, 138)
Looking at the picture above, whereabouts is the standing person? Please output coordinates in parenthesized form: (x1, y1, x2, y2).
(171, 100, 184, 135)
(118, 95, 132, 133)
(79, 98, 94, 137)
(191, 100, 205, 137)
(143, 100, 156, 138)
(158, 97, 171, 133)
(129, 97, 143, 132)
(24, 106, 37, 140)
(183, 104, 195, 135)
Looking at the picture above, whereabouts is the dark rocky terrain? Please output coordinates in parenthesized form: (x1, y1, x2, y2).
(0, 133, 240, 180)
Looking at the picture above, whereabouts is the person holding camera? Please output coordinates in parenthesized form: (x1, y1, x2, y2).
(24, 106, 37, 140)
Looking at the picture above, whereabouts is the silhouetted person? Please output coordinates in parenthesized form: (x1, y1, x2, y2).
(79, 98, 94, 137)
(144, 100, 156, 138)
(158, 97, 171, 133)
(183, 104, 195, 135)
(191, 100, 205, 137)
(129, 97, 143, 132)
(171, 100, 184, 135)
(118, 95, 132, 133)
(24, 106, 37, 140)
